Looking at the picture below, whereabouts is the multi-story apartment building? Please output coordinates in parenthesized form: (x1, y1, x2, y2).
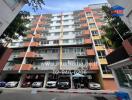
(1, 4, 117, 90)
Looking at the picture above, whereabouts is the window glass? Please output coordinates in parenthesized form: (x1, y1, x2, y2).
(101, 65, 112, 74)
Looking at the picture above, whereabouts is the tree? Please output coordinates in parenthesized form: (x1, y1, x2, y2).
(0, 11, 30, 46)
(101, 6, 132, 48)
(27, 0, 45, 11)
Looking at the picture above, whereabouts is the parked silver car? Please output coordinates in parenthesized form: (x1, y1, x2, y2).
(5, 81, 18, 88)
(88, 82, 101, 90)
(32, 82, 43, 88)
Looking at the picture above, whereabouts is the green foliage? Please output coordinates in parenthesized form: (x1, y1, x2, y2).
(27, 0, 45, 11)
(0, 11, 30, 39)
(101, 6, 132, 48)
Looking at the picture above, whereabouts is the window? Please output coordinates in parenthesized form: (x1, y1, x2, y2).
(63, 39, 69, 43)
(89, 23, 96, 28)
(94, 39, 103, 46)
(63, 20, 69, 23)
(55, 26, 60, 29)
(76, 38, 82, 44)
(41, 40, 49, 44)
(91, 31, 98, 36)
(63, 32, 69, 35)
(56, 20, 61, 23)
(88, 18, 94, 22)
(101, 65, 112, 74)
(54, 32, 60, 36)
(4, 0, 20, 10)
(64, 15, 69, 17)
(53, 40, 59, 44)
(97, 51, 106, 58)
(63, 25, 69, 28)
(57, 16, 61, 18)
(52, 49, 58, 53)
(86, 12, 91, 16)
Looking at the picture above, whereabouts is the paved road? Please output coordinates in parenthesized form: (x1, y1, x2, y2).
(0, 90, 117, 100)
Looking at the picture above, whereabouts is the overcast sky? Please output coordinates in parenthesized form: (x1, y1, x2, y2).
(22, 0, 107, 15)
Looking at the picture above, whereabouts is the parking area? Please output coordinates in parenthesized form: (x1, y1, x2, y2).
(0, 73, 101, 90)
(21, 74, 45, 88)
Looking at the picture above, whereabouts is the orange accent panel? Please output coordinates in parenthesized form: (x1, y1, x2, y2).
(84, 39, 92, 44)
(19, 52, 37, 58)
(103, 79, 118, 91)
(86, 49, 95, 56)
(88, 62, 99, 70)
(80, 17, 87, 21)
(81, 23, 88, 28)
(13, 64, 32, 71)
(27, 34, 41, 38)
(83, 30, 90, 35)
(24, 42, 39, 47)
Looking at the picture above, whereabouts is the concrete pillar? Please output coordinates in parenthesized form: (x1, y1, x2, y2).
(17, 74, 26, 88)
(43, 73, 48, 88)
(70, 74, 73, 89)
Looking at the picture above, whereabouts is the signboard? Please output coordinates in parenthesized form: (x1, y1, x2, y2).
(111, 5, 125, 17)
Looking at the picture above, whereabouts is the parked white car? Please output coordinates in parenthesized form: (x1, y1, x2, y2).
(5, 81, 18, 88)
(32, 82, 43, 88)
(46, 81, 57, 88)
(88, 82, 101, 90)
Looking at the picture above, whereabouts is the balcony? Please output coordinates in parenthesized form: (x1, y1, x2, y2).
(61, 64, 87, 70)
(79, 12, 85, 16)
(76, 52, 86, 57)
(80, 17, 87, 22)
(84, 39, 92, 44)
(83, 30, 90, 35)
(13, 64, 32, 71)
(27, 34, 41, 39)
(84, 7, 92, 12)
(90, 27, 97, 31)
(93, 36, 101, 40)
(99, 58, 108, 64)
(81, 23, 88, 28)
(18, 52, 42, 59)
(95, 46, 105, 51)
(24, 42, 39, 47)
(86, 49, 95, 56)
(32, 63, 58, 70)
(31, 27, 44, 31)
(88, 62, 99, 71)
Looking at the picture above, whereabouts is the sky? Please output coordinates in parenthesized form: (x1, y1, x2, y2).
(22, 0, 107, 15)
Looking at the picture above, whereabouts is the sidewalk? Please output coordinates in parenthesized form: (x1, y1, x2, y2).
(1, 88, 116, 95)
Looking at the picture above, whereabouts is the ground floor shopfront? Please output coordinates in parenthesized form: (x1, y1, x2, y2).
(0, 70, 117, 90)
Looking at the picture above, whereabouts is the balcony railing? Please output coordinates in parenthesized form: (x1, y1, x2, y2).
(32, 63, 59, 70)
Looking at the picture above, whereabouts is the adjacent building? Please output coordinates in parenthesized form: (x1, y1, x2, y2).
(0, 0, 27, 36)
(1, 3, 118, 90)
(106, 37, 132, 99)
(107, 0, 132, 31)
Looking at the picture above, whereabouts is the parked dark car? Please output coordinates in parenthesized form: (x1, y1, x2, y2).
(21, 81, 31, 88)
(0, 81, 6, 87)
(57, 81, 70, 89)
